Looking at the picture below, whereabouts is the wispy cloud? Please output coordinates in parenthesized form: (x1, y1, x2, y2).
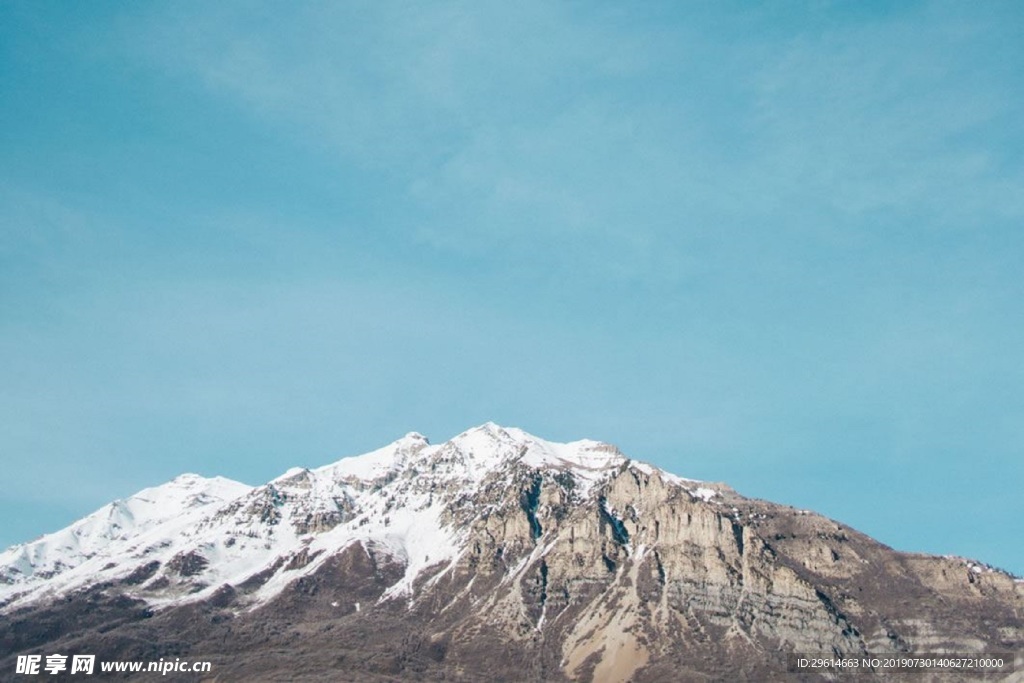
(127, 2, 1023, 280)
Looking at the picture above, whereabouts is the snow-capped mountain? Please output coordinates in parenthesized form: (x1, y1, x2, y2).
(0, 423, 705, 612)
(1, 424, 1021, 682)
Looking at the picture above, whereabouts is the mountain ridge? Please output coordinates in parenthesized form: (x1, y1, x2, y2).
(2, 423, 719, 612)
(2, 423, 1021, 681)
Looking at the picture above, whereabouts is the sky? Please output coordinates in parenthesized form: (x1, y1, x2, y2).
(1, 1, 1022, 575)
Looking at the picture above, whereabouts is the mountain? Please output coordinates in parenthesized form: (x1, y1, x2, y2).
(1, 423, 1021, 681)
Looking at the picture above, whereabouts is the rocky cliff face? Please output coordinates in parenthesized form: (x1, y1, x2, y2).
(1, 424, 1021, 681)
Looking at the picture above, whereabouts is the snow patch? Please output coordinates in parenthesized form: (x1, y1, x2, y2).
(689, 487, 717, 502)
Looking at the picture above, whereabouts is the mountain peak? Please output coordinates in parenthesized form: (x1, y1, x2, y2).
(315, 430, 433, 482)
(403, 431, 429, 443)
(453, 422, 625, 470)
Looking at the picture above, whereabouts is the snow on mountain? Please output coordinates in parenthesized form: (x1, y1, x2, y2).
(5, 424, 1021, 683)
(0, 474, 251, 594)
(0, 423, 714, 612)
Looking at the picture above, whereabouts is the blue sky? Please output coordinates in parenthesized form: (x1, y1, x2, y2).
(1, 2, 1022, 574)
